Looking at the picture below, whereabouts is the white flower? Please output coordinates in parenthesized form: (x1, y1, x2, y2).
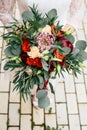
(27, 46, 41, 59)
(41, 25, 51, 34)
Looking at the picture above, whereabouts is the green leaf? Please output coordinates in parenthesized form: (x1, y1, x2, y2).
(76, 50, 87, 61)
(11, 47, 21, 56)
(44, 71, 49, 80)
(36, 90, 48, 99)
(4, 47, 15, 57)
(30, 78, 36, 88)
(49, 82, 55, 94)
(25, 79, 30, 87)
(62, 47, 71, 54)
(42, 59, 49, 71)
(22, 11, 34, 22)
(47, 9, 57, 19)
(76, 40, 87, 50)
(4, 61, 21, 70)
(37, 75, 44, 89)
(65, 34, 75, 43)
(38, 96, 50, 108)
(71, 48, 80, 56)
(57, 64, 61, 75)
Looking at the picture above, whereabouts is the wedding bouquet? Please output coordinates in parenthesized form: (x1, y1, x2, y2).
(2, 5, 87, 108)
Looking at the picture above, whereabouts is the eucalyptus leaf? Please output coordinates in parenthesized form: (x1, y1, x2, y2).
(42, 59, 49, 71)
(76, 40, 87, 50)
(22, 11, 34, 22)
(44, 71, 49, 80)
(4, 47, 15, 57)
(62, 47, 71, 54)
(65, 34, 75, 43)
(71, 48, 80, 56)
(37, 75, 44, 89)
(47, 9, 57, 19)
(38, 96, 50, 108)
(76, 50, 87, 61)
(36, 90, 48, 99)
(11, 46, 21, 56)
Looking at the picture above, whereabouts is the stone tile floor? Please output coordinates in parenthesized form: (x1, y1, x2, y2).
(0, 1, 87, 130)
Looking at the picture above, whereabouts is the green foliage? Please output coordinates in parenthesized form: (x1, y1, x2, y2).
(46, 9, 57, 25)
(36, 90, 50, 108)
(76, 40, 87, 50)
(42, 59, 49, 71)
(36, 90, 48, 99)
(49, 82, 55, 94)
(65, 34, 75, 43)
(38, 96, 50, 108)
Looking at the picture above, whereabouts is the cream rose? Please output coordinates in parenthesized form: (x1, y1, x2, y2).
(41, 25, 51, 34)
(27, 46, 41, 58)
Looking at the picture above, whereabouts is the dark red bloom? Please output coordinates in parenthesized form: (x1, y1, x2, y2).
(49, 62, 55, 72)
(59, 37, 73, 52)
(22, 35, 29, 42)
(20, 52, 28, 63)
(26, 57, 42, 68)
(21, 41, 30, 52)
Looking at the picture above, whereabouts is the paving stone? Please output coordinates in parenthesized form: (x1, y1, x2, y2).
(82, 126, 87, 130)
(79, 104, 87, 125)
(74, 73, 84, 83)
(58, 126, 69, 130)
(33, 126, 44, 130)
(10, 83, 20, 103)
(45, 114, 56, 128)
(77, 29, 86, 40)
(84, 23, 87, 35)
(1, 59, 6, 73)
(9, 104, 20, 125)
(56, 103, 68, 125)
(66, 94, 78, 114)
(21, 98, 31, 114)
(55, 83, 66, 103)
(0, 48, 1, 60)
(33, 108, 44, 125)
(0, 93, 8, 113)
(64, 74, 75, 93)
(76, 84, 87, 103)
(84, 74, 87, 90)
(8, 127, 19, 130)
(0, 79, 9, 92)
(69, 115, 80, 130)
(83, 61, 87, 74)
(0, 37, 3, 48)
(0, 115, 7, 130)
(20, 115, 31, 130)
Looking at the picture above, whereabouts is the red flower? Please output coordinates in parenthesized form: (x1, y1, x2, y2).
(20, 52, 28, 63)
(59, 37, 73, 52)
(22, 35, 29, 42)
(26, 57, 42, 68)
(21, 41, 30, 52)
